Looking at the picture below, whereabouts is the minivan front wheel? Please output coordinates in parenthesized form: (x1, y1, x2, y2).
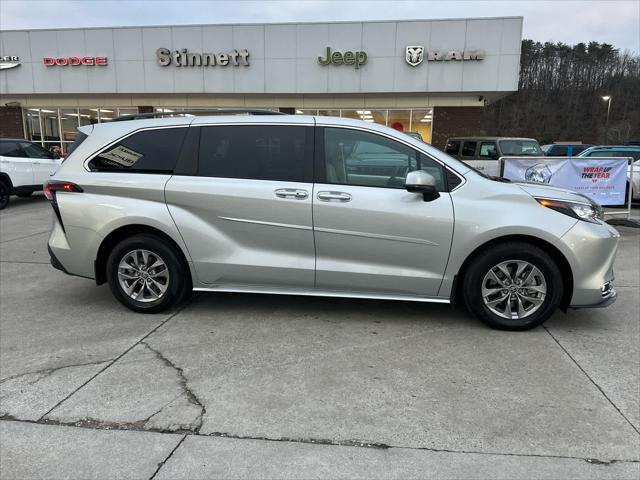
(463, 242, 563, 330)
(106, 234, 191, 313)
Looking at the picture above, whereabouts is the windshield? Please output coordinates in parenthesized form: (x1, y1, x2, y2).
(499, 140, 543, 156)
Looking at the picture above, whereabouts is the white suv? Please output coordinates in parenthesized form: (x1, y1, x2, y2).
(0, 139, 62, 209)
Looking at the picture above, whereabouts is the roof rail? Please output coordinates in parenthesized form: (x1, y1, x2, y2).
(112, 108, 288, 122)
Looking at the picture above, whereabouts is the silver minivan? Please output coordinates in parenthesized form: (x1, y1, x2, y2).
(46, 111, 619, 330)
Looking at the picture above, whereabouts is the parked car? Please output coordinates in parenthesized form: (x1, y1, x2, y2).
(46, 112, 618, 331)
(541, 143, 591, 156)
(0, 139, 62, 209)
(578, 145, 640, 201)
(444, 137, 544, 176)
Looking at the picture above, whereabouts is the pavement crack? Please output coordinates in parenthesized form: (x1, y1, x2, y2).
(37, 301, 193, 422)
(0, 360, 114, 385)
(1, 417, 639, 465)
(543, 326, 640, 436)
(0, 230, 50, 244)
(149, 434, 187, 480)
(141, 341, 206, 433)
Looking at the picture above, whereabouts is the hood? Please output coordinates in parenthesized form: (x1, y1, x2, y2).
(514, 182, 592, 203)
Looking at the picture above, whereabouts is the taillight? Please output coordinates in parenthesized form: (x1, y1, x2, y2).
(44, 181, 83, 200)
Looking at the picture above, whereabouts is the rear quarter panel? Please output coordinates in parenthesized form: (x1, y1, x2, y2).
(51, 172, 192, 279)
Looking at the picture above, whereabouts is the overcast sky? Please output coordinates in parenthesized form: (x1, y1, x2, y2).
(1, 0, 638, 53)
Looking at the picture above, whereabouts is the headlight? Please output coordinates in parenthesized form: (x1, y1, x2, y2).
(535, 198, 603, 223)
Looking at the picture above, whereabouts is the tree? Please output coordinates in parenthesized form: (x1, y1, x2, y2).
(481, 40, 640, 144)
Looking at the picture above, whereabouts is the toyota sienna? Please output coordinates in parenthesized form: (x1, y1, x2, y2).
(46, 111, 619, 330)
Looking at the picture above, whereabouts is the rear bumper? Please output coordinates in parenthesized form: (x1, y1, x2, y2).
(48, 244, 67, 273)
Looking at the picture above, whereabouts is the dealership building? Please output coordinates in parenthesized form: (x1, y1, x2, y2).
(0, 17, 522, 152)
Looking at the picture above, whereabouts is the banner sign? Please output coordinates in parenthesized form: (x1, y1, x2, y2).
(502, 157, 628, 205)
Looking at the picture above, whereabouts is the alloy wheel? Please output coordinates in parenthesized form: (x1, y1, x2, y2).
(117, 249, 170, 302)
(481, 260, 547, 320)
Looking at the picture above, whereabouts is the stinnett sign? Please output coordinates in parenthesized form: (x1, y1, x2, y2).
(156, 48, 250, 67)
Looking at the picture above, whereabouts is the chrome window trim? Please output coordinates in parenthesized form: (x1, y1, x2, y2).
(82, 124, 190, 172)
(316, 122, 467, 192)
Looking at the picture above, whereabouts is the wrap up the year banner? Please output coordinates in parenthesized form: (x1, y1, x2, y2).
(502, 157, 628, 205)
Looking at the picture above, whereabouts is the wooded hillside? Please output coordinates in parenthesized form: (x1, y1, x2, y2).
(481, 40, 640, 144)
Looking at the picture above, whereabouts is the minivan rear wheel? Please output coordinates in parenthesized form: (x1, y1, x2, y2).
(463, 242, 563, 330)
(106, 234, 191, 313)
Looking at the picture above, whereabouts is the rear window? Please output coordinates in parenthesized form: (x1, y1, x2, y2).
(198, 125, 312, 182)
(499, 140, 543, 156)
(88, 127, 187, 173)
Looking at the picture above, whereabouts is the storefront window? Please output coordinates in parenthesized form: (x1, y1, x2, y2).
(60, 109, 80, 145)
(95, 108, 116, 122)
(340, 110, 386, 125)
(117, 107, 139, 118)
(410, 109, 433, 143)
(39, 109, 59, 142)
(317, 110, 340, 118)
(387, 110, 411, 133)
(25, 109, 42, 142)
(296, 109, 317, 115)
(79, 108, 99, 128)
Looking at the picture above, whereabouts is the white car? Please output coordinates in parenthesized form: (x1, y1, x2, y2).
(0, 139, 63, 209)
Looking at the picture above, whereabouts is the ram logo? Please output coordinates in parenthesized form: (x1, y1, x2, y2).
(405, 46, 424, 67)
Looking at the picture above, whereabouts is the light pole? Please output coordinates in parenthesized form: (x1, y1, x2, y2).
(602, 95, 611, 143)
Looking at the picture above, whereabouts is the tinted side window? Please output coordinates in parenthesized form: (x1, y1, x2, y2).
(0, 142, 23, 157)
(20, 142, 54, 159)
(324, 128, 445, 190)
(445, 140, 460, 156)
(198, 125, 312, 182)
(88, 127, 187, 172)
(461, 141, 477, 157)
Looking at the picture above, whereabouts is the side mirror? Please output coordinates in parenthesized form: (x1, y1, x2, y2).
(489, 148, 498, 159)
(405, 170, 440, 202)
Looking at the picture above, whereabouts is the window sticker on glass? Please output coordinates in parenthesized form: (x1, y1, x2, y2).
(100, 145, 143, 167)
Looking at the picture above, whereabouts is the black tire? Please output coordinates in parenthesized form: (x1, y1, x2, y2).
(463, 242, 563, 331)
(16, 191, 33, 198)
(0, 180, 9, 210)
(106, 234, 191, 313)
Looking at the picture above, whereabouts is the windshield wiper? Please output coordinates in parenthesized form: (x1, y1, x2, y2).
(489, 175, 511, 182)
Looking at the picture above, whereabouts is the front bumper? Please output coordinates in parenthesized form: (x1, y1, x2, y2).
(570, 284, 618, 309)
(557, 220, 620, 308)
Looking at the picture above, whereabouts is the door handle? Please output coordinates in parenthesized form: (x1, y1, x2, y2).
(317, 191, 352, 202)
(275, 188, 308, 200)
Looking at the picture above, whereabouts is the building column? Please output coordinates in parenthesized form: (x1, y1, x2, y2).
(0, 106, 26, 139)
(431, 107, 481, 151)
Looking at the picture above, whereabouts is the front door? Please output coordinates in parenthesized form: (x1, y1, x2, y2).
(313, 127, 454, 297)
(166, 124, 316, 289)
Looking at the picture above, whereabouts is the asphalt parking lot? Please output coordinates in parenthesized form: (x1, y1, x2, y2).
(0, 194, 638, 479)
